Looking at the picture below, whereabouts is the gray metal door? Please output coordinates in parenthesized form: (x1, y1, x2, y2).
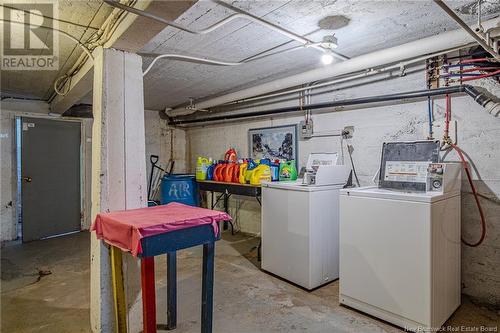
(21, 117, 81, 242)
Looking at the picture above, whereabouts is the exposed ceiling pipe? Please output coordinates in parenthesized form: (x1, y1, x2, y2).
(166, 17, 500, 117)
(169, 85, 500, 126)
(222, 43, 477, 106)
(433, 0, 500, 61)
(102, 0, 347, 61)
(140, 45, 306, 76)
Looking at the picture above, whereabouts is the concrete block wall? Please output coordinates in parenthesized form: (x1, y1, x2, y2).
(0, 108, 18, 241)
(186, 70, 500, 307)
(144, 110, 188, 186)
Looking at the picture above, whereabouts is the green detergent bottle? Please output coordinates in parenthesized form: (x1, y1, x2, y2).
(195, 157, 209, 180)
(279, 160, 298, 181)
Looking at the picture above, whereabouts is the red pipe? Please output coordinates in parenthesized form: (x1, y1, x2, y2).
(458, 67, 499, 73)
(461, 69, 500, 82)
(444, 95, 451, 139)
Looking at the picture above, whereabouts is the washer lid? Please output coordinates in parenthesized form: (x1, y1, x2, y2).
(306, 152, 339, 171)
(340, 186, 460, 203)
(263, 181, 344, 192)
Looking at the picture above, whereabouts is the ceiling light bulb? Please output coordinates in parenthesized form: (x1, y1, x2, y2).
(321, 53, 334, 65)
(321, 35, 338, 49)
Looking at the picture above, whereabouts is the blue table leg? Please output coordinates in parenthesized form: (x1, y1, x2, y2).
(201, 242, 215, 333)
(167, 251, 177, 330)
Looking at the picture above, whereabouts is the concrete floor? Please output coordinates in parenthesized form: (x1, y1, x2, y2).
(1, 232, 499, 333)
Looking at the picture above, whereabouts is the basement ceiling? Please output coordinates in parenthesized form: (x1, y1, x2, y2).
(141, 0, 500, 111)
(1, 1, 113, 100)
(1, 0, 499, 110)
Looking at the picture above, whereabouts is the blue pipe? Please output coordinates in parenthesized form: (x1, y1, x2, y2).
(441, 73, 500, 77)
(427, 96, 433, 139)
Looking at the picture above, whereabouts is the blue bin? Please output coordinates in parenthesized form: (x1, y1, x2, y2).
(160, 174, 199, 206)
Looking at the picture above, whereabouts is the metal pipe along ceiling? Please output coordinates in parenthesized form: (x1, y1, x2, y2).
(166, 17, 500, 117)
(168, 85, 500, 125)
(140, 45, 306, 77)
(433, 0, 500, 61)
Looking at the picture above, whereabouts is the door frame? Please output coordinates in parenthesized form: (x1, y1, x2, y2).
(15, 114, 89, 239)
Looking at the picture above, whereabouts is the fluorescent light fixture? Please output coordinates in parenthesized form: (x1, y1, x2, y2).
(321, 53, 334, 65)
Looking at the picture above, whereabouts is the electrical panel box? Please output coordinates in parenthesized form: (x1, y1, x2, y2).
(299, 120, 314, 140)
(379, 140, 440, 192)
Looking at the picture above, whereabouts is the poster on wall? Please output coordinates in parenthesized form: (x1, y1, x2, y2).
(248, 125, 298, 162)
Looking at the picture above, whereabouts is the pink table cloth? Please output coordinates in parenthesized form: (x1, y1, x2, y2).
(91, 202, 231, 256)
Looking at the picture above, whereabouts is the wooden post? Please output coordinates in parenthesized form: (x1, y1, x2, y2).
(110, 246, 127, 333)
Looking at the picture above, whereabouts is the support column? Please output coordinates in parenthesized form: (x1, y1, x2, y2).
(90, 47, 147, 332)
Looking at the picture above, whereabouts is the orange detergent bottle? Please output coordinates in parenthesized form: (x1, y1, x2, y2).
(223, 163, 234, 182)
(224, 148, 237, 162)
(232, 163, 240, 183)
(214, 162, 224, 182)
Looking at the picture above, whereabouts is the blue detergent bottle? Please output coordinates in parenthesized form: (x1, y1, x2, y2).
(206, 159, 215, 180)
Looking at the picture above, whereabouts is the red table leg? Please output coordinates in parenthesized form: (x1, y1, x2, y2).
(141, 257, 156, 333)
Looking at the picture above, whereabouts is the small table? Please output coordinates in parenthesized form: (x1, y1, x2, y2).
(197, 180, 262, 260)
(92, 203, 230, 333)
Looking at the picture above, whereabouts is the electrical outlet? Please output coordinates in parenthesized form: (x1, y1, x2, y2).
(342, 126, 354, 139)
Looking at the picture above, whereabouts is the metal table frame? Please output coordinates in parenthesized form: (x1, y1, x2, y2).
(197, 181, 262, 260)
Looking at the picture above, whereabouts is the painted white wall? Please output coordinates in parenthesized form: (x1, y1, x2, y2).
(144, 110, 188, 185)
(186, 70, 500, 307)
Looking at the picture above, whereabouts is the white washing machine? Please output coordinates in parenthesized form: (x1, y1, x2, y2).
(339, 183, 462, 330)
(262, 181, 344, 290)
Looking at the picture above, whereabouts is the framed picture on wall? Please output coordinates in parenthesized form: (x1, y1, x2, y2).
(248, 124, 298, 162)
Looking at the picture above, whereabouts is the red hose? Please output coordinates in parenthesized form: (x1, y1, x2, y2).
(461, 69, 500, 82)
(451, 144, 487, 247)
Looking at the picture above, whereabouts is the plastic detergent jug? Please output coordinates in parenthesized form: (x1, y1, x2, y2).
(231, 163, 240, 183)
(214, 162, 225, 181)
(224, 148, 237, 162)
(223, 163, 235, 182)
(279, 160, 298, 181)
(239, 162, 248, 184)
(206, 160, 215, 180)
(259, 158, 271, 166)
(250, 164, 272, 185)
(245, 159, 258, 182)
(270, 160, 280, 181)
(196, 157, 209, 180)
